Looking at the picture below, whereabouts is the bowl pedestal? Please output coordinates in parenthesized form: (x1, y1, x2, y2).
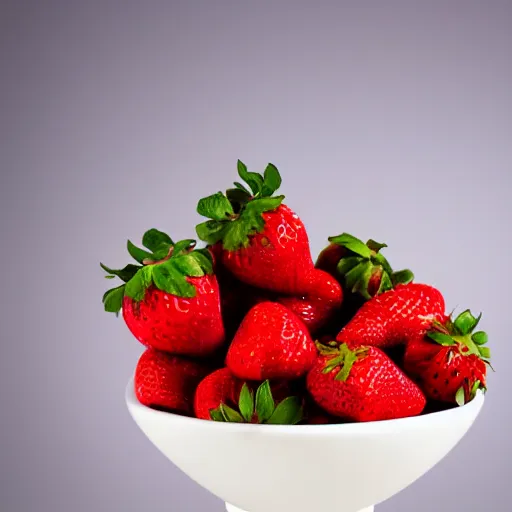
(226, 505, 374, 512)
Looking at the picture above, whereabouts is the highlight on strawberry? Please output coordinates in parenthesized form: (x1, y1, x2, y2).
(101, 228, 225, 357)
(102, 158, 493, 426)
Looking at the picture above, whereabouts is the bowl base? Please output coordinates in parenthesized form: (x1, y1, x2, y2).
(226, 504, 374, 512)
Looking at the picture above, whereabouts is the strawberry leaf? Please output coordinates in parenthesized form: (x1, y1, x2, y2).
(366, 239, 387, 252)
(266, 397, 303, 425)
(391, 269, 414, 286)
(151, 260, 197, 297)
(125, 266, 154, 301)
(336, 256, 361, 276)
(173, 254, 204, 277)
(197, 192, 235, 221)
(455, 386, 466, 406)
(472, 331, 488, 345)
(377, 271, 393, 294)
(329, 233, 372, 259)
(195, 220, 227, 246)
(234, 181, 251, 194)
(172, 239, 196, 256)
(478, 346, 491, 360)
(427, 332, 457, 346)
(189, 249, 214, 272)
(237, 160, 264, 196)
(255, 380, 275, 422)
(261, 163, 282, 197)
(209, 408, 226, 421)
(351, 262, 374, 299)
(239, 383, 254, 423)
(220, 404, 244, 423)
(100, 263, 141, 283)
(196, 161, 285, 251)
(453, 310, 480, 336)
(470, 380, 481, 401)
(102, 284, 125, 313)
(345, 261, 372, 291)
(227, 187, 252, 209)
(142, 229, 174, 252)
(127, 240, 153, 264)
(334, 351, 358, 381)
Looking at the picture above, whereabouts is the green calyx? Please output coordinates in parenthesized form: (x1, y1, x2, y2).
(455, 378, 486, 407)
(195, 160, 285, 251)
(427, 309, 491, 365)
(209, 380, 303, 425)
(317, 341, 369, 381)
(330, 233, 414, 300)
(100, 229, 213, 314)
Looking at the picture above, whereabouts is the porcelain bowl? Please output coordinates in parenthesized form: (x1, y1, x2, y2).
(126, 377, 484, 512)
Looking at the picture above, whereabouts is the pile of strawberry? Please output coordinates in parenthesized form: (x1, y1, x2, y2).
(101, 161, 491, 424)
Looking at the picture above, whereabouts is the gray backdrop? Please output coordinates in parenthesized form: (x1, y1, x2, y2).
(1, 1, 511, 511)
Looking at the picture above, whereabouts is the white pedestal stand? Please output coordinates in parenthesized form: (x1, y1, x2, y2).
(226, 503, 375, 512)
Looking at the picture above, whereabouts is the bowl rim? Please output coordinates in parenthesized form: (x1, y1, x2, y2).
(125, 376, 485, 434)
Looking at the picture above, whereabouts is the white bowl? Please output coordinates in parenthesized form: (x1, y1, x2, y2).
(125, 377, 485, 512)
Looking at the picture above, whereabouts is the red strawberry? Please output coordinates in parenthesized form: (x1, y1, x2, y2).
(194, 368, 302, 424)
(195, 161, 314, 295)
(404, 310, 490, 405)
(316, 233, 414, 300)
(101, 229, 225, 357)
(217, 268, 343, 335)
(336, 283, 446, 348)
(315, 242, 346, 277)
(277, 269, 343, 334)
(135, 348, 209, 415)
(307, 342, 426, 422)
(226, 302, 316, 380)
(303, 397, 340, 424)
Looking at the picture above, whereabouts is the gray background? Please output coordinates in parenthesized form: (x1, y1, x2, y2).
(1, 1, 511, 511)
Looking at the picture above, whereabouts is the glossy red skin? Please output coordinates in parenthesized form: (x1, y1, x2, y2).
(315, 243, 346, 277)
(307, 346, 426, 422)
(194, 367, 291, 421)
(220, 204, 314, 295)
(135, 348, 209, 415)
(404, 335, 487, 404)
(277, 269, 343, 334)
(336, 283, 446, 348)
(123, 275, 225, 357)
(223, 269, 343, 335)
(226, 302, 317, 380)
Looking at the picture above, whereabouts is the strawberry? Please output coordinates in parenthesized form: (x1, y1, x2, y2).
(307, 342, 426, 422)
(195, 160, 314, 295)
(135, 348, 209, 415)
(194, 368, 303, 424)
(404, 309, 490, 405)
(215, 267, 343, 335)
(316, 233, 414, 299)
(336, 283, 446, 348)
(101, 229, 225, 357)
(277, 269, 343, 334)
(317, 233, 414, 328)
(226, 302, 317, 380)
